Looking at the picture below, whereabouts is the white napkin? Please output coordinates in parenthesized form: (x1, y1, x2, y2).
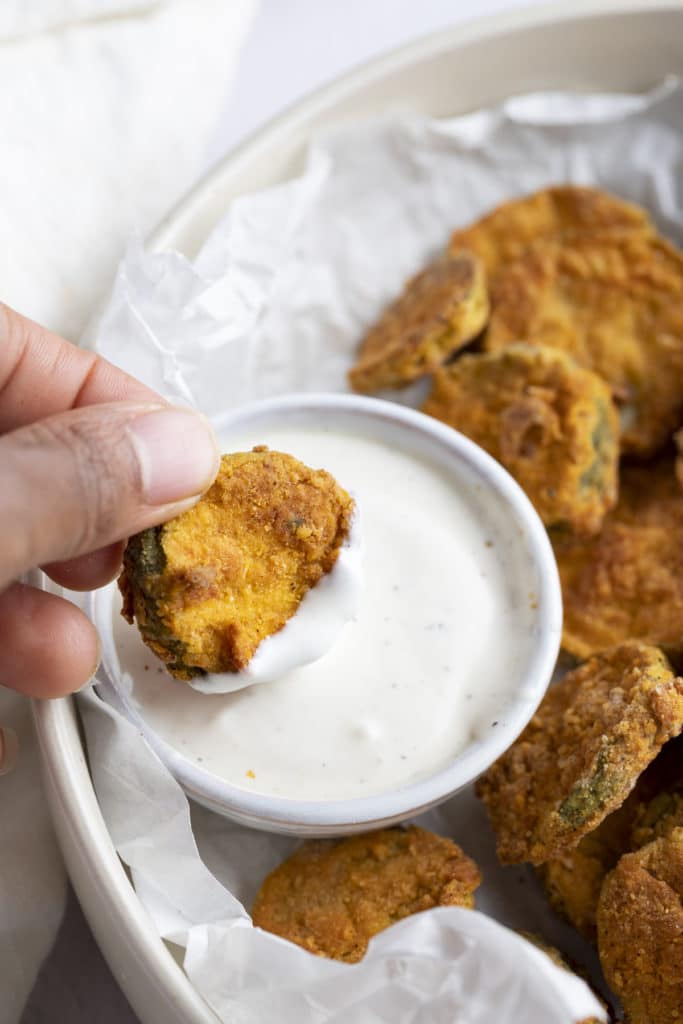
(0, 3, 255, 1021)
(0, 0, 255, 340)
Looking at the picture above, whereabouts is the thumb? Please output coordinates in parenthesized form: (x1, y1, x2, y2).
(0, 402, 220, 589)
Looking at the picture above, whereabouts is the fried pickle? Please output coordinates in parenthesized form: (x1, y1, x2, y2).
(538, 738, 683, 943)
(348, 251, 488, 393)
(251, 826, 481, 963)
(555, 457, 683, 659)
(629, 787, 683, 851)
(674, 427, 683, 490)
(485, 233, 683, 455)
(448, 185, 651, 281)
(119, 448, 354, 680)
(476, 643, 683, 865)
(537, 797, 637, 944)
(597, 827, 683, 1024)
(422, 344, 618, 535)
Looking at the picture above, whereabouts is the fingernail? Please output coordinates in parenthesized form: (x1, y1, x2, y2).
(128, 408, 220, 506)
(0, 727, 19, 776)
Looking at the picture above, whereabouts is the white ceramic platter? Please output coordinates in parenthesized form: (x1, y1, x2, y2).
(32, 4, 683, 1022)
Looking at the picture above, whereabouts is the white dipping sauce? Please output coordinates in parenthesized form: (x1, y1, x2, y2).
(108, 426, 537, 801)
(189, 510, 363, 693)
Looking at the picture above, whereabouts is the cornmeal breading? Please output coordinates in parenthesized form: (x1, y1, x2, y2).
(422, 344, 618, 535)
(674, 427, 683, 490)
(348, 251, 488, 393)
(448, 185, 651, 280)
(537, 797, 637, 944)
(555, 458, 683, 659)
(485, 233, 683, 455)
(538, 741, 683, 944)
(629, 787, 683, 851)
(476, 643, 683, 865)
(119, 448, 354, 680)
(597, 827, 683, 1024)
(251, 826, 481, 963)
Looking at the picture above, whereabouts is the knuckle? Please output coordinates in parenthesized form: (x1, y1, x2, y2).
(0, 403, 144, 579)
(33, 413, 132, 554)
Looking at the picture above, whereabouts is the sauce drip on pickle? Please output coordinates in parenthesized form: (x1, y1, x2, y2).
(110, 426, 539, 801)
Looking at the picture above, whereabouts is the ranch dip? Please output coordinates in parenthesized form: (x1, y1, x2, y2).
(189, 508, 363, 693)
(108, 425, 538, 801)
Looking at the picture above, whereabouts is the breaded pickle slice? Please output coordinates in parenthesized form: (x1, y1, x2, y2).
(537, 797, 637, 944)
(555, 458, 683, 659)
(597, 828, 683, 1024)
(119, 448, 354, 680)
(629, 786, 683, 850)
(539, 738, 683, 943)
(251, 826, 481, 963)
(674, 427, 683, 490)
(348, 251, 488, 393)
(485, 233, 683, 455)
(422, 343, 618, 535)
(477, 643, 683, 865)
(448, 185, 650, 281)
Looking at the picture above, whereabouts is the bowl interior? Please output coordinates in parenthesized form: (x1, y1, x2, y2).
(93, 393, 561, 835)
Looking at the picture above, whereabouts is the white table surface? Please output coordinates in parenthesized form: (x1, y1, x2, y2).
(20, 2, 538, 1020)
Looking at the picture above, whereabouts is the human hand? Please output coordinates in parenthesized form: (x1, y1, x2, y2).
(0, 303, 220, 702)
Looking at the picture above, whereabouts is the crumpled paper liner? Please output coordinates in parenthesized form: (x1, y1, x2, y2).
(79, 76, 683, 1022)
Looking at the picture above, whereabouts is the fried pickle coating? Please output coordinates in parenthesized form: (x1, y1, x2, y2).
(251, 826, 481, 963)
(476, 643, 683, 865)
(674, 427, 683, 490)
(597, 827, 683, 1024)
(448, 185, 651, 281)
(555, 458, 683, 659)
(629, 786, 683, 851)
(539, 739, 683, 943)
(422, 343, 618, 535)
(485, 233, 683, 455)
(348, 251, 489, 393)
(537, 798, 637, 944)
(119, 448, 354, 680)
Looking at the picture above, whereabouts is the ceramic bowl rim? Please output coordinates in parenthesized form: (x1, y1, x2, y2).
(94, 391, 562, 834)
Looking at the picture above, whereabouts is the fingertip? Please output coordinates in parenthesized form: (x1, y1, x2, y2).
(43, 541, 125, 591)
(0, 583, 100, 698)
(128, 406, 220, 506)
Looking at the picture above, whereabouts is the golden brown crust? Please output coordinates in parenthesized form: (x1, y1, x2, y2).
(476, 643, 683, 865)
(555, 458, 683, 659)
(485, 232, 683, 455)
(537, 798, 636, 944)
(251, 826, 481, 963)
(448, 185, 651, 280)
(119, 448, 354, 680)
(597, 828, 683, 1024)
(348, 251, 489, 393)
(538, 738, 683, 944)
(629, 787, 683, 851)
(674, 427, 683, 490)
(422, 343, 618, 535)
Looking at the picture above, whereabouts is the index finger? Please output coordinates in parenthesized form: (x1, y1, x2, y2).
(0, 302, 161, 431)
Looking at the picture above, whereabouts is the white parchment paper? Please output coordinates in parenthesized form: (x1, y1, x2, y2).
(79, 78, 683, 1022)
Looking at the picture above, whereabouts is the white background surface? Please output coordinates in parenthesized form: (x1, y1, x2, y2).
(19, 2, 545, 1022)
(204, 0, 539, 165)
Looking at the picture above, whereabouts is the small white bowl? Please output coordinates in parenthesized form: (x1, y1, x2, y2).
(93, 392, 562, 835)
